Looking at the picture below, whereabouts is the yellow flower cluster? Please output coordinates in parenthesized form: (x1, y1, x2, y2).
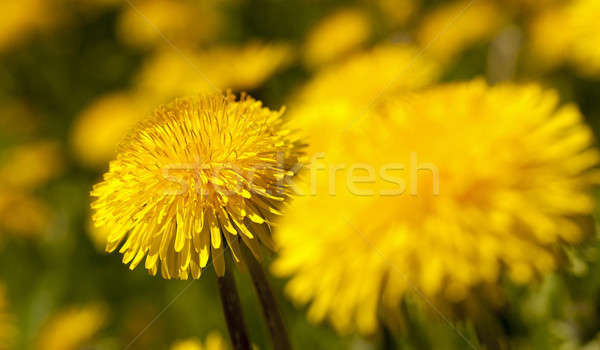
(273, 80, 599, 334)
(91, 92, 303, 279)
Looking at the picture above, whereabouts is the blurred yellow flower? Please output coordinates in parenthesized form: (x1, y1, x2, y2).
(36, 304, 107, 350)
(529, 0, 600, 77)
(91, 92, 303, 279)
(417, 0, 503, 62)
(171, 332, 227, 350)
(501, 0, 563, 11)
(303, 8, 371, 67)
(0, 141, 62, 189)
(0, 284, 16, 350)
(0, 0, 51, 51)
(373, 0, 420, 27)
(117, 0, 221, 49)
(135, 42, 293, 101)
(0, 190, 50, 237)
(71, 92, 148, 168)
(205, 43, 294, 91)
(289, 44, 441, 152)
(274, 80, 599, 334)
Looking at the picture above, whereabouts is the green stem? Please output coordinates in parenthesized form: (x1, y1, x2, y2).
(216, 263, 251, 350)
(241, 244, 292, 350)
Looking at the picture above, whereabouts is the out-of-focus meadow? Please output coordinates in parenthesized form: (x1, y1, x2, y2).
(1, 0, 600, 349)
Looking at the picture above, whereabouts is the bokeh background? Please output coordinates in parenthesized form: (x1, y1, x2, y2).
(1, 0, 600, 349)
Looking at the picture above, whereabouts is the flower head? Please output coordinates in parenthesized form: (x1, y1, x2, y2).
(91, 92, 303, 279)
(274, 80, 599, 334)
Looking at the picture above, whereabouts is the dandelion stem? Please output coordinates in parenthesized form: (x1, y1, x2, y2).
(241, 244, 292, 350)
(216, 261, 251, 350)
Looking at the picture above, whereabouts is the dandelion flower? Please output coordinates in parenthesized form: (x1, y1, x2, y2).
(417, 0, 503, 62)
(91, 92, 303, 279)
(170, 332, 228, 350)
(274, 80, 599, 334)
(36, 304, 107, 350)
(303, 8, 371, 67)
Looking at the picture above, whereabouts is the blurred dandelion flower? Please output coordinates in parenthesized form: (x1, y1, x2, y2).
(373, 0, 420, 28)
(91, 92, 303, 279)
(117, 0, 221, 49)
(289, 44, 441, 152)
(417, 0, 504, 62)
(170, 332, 228, 350)
(36, 304, 107, 350)
(303, 8, 371, 68)
(135, 42, 293, 100)
(0, 285, 16, 350)
(529, 0, 600, 77)
(71, 92, 149, 168)
(0, 190, 50, 237)
(0, 141, 62, 190)
(274, 80, 599, 334)
(0, 0, 51, 51)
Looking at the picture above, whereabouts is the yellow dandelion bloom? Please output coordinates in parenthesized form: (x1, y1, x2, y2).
(0, 284, 16, 350)
(274, 80, 599, 334)
(135, 42, 293, 101)
(417, 0, 503, 62)
(71, 92, 149, 168)
(288, 44, 440, 152)
(0, 141, 62, 189)
(303, 8, 371, 67)
(91, 92, 303, 279)
(36, 304, 107, 350)
(529, 0, 600, 77)
(171, 332, 227, 350)
(117, 0, 221, 49)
